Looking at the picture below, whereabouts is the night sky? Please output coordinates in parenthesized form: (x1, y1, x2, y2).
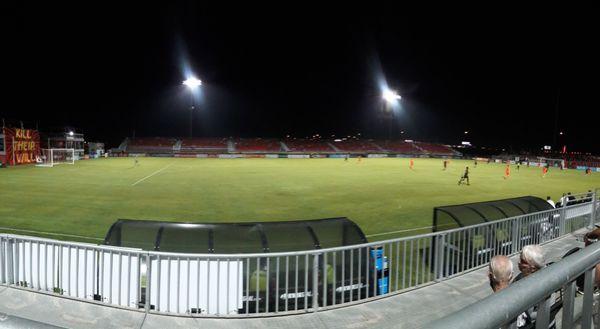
(2, 3, 598, 152)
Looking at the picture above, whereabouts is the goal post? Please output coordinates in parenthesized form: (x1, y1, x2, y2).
(36, 148, 75, 167)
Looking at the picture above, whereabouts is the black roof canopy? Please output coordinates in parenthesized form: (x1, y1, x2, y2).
(104, 217, 367, 254)
(433, 196, 553, 232)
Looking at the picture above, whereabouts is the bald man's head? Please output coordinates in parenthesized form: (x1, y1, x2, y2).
(489, 255, 513, 292)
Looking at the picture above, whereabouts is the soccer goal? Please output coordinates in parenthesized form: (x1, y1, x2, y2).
(36, 148, 75, 167)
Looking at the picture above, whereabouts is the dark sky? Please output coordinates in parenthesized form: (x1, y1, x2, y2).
(2, 3, 598, 152)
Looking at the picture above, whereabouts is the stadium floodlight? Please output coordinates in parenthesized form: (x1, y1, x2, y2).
(183, 77, 202, 89)
(182, 75, 202, 138)
(382, 89, 401, 103)
(69, 131, 74, 136)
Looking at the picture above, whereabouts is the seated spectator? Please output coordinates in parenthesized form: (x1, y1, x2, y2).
(515, 245, 545, 281)
(546, 196, 555, 208)
(488, 255, 513, 292)
(514, 245, 555, 328)
(584, 228, 600, 287)
(558, 193, 567, 207)
(567, 192, 576, 204)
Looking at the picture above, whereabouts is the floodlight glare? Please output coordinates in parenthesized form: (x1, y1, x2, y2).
(69, 131, 74, 136)
(183, 77, 202, 89)
(382, 89, 401, 103)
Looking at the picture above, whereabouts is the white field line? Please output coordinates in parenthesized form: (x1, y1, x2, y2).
(0, 226, 103, 241)
(131, 163, 174, 186)
(366, 223, 455, 238)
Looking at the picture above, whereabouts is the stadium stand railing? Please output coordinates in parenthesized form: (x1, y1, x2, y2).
(1, 190, 598, 318)
(425, 237, 600, 329)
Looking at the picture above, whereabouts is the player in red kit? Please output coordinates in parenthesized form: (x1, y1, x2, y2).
(503, 164, 510, 179)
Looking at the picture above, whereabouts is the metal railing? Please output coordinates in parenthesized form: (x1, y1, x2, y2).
(0, 196, 599, 317)
(425, 236, 600, 329)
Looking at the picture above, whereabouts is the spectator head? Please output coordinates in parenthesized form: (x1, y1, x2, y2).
(584, 228, 600, 247)
(519, 245, 545, 277)
(546, 196, 551, 201)
(488, 255, 513, 292)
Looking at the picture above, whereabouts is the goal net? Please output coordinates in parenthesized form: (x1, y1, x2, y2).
(36, 148, 75, 167)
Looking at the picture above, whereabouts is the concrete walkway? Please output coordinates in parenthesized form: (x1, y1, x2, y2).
(0, 231, 587, 329)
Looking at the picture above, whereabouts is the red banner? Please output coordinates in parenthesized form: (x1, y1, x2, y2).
(3, 128, 41, 165)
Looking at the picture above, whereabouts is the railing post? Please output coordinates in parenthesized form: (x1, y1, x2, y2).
(561, 204, 568, 234)
(535, 296, 551, 329)
(591, 190, 597, 228)
(7, 238, 14, 285)
(312, 253, 320, 312)
(582, 267, 595, 329)
(144, 253, 151, 313)
(558, 208, 565, 237)
(0, 236, 4, 285)
(562, 280, 576, 328)
(435, 234, 445, 281)
(511, 218, 520, 254)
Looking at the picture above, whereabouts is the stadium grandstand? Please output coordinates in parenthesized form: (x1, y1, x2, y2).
(329, 139, 383, 153)
(377, 140, 421, 154)
(232, 138, 282, 152)
(126, 137, 176, 153)
(178, 138, 229, 153)
(414, 141, 456, 156)
(283, 138, 335, 153)
(117, 136, 467, 157)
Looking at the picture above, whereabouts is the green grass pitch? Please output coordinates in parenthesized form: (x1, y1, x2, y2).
(0, 157, 598, 243)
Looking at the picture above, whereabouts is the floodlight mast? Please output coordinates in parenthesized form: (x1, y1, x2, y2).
(182, 77, 202, 137)
(381, 89, 402, 139)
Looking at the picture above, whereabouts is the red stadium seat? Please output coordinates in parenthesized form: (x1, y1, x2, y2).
(283, 139, 335, 152)
(233, 138, 281, 152)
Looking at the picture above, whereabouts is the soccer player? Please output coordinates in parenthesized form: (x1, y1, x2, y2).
(503, 164, 510, 179)
(344, 154, 349, 162)
(474, 159, 478, 167)
(586, 167, 592, 175)
(443, 160, 448, 170)
(458, 166, 470, 185)
(409, 159, 414, 170)
(357, 155, 362, 163)
(542, 165, 548, 178)
(134, 155, 139, 167)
